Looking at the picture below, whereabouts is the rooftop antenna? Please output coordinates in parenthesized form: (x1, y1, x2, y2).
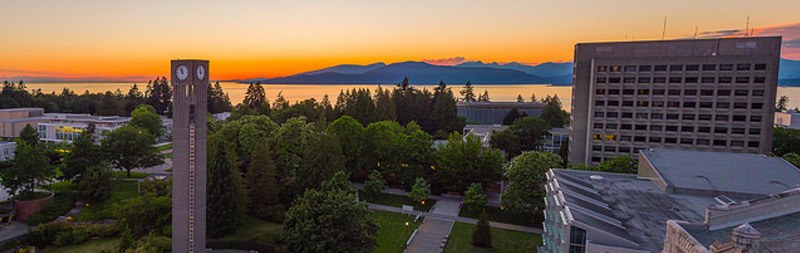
(661, 16, 668, 40)
(693, 26, 698, 39)
(745, 16, 750, 37)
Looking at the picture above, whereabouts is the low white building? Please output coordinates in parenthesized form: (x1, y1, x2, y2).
(38, 113, 130, 143)
(0, 141, 14, 161)
(774, 111, 800, 129)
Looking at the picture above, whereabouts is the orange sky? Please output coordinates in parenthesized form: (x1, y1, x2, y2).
(1, 0, 800, 81)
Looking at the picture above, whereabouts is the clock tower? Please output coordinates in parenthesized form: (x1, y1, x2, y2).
(171, 59, 208, 253)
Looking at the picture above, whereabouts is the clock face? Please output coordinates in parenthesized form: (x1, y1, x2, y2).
(196, 65, 206, 80)
(176, 65, 189, 80)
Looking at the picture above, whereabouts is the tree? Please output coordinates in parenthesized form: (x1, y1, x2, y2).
(272, 117, 313, 176)
(427, 81, 463, 134)
(436, 133, 504, 192)
(242, 82, 270, 115)
(463, 183, 488, 214)
(144, 77, 172, 115)
(283, 175, 378, 253)
(207, 138, 242, 238)
(116, 195, 171, 237)
(594, 156, 637, 174)
(558, 140, 569, 167)
(460, 81, 476, 102)
(472, 210, 492, 248)
(0, 141, 53, 198)
(326, 116, 366, 179)
(529, 93, 537, 103)
(409, 177, 430, 208)
(773, 127, 800, 156)
(77, 161, 114, 202)
(501, 151, 562, 214)
(295, 132, 346, 194)
(490, 129, 522, 157)
(130, 104, 164, 139)
(509, 116, 550, 151)
(782, 153, 800, 167)
(777, 95, 789, 112)
(478, 90, 490, 102)
(245, 140, 283, 222)
(362, 170, 386, 201)
(374, 86, 396, 121)
(502, 108, 527, 125)
(208, 81, 233, 113)
(516, 94, 524, 102)
(62, 130, 103, 182)
(540, 95, 568, 128)
(102, 125, 163, 178)
(19, 124, 39, 147)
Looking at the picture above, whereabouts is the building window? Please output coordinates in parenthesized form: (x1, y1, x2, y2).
(637, 101, 649, 107)
(608, 89, 620, 95)
(714, 140, 727, 146)
(597, 66, 608, 72)
(714, 127, 728, 134)
(654, 77, 667, 83)
(596, 77, 607, 83)
(622, 101, 634, 107)
(654, 65, 667, 71)
(700, 90, 714, 96)
(719, 76, 733, 83)
(681, 126, 695, 132)
(736, 77, 750, 83)
(609, 77, 621, 83)
(751, 103, 763, 109)
(701, 77, 715, 83)
(637, 89, 650, 95)
(682, 114, 696, 120)
(731, 141, 745, 147)
(752, 90, 764, 96)
(670, 65, 683, 71)
(683, 102, 696, 108)
(666, 126, 678, 132)
(635, 124, 647, 130)
(595, 100, 605, 106)
(665, 137, 678, 144)
(624, 65, 636, 72)
(650, 125, 662, 131)
(637, 77, 651, 83)
(733, 115, 747, 122)
(639, 65, 652, 72)
(595, 88, 606, 94)
(685, 89, 697, 96)
(651, 113, 663, 120)
(698, 127, 711, 133)
(748, 141, 760, 148)
(685, 77, 699, 83)
(681, 138, 694, 145)
(623, 89, 635, 95)
(716, 115, 729, 121)
(621, 112, 633, 118)
(750, 116, 762, 122)
(720, 64, 734, 71)
(607, 112, 619, 117)
(668, 90, 681, 96)
(697, 139, 710, 145)
(733, 102, 748, 109)
(686, 64, 700, 71)
(667, 102, 680, 108)
(749, 128, 761, 135)
(623, 77, 636, 83)
(653, 101, 665, 107)
(717, 90, 731, 96)
(594, 112, 604, 117)
(702, 64, 717, 71)
(716, 102, 730, 109)
(699, 114, 712, 121)
(754, 64, 767, 70)
(754, 77, 766, 83)
(667, 113, 680, 120)
(732, 128, 745, 134)
(700, 102, 713, 108)
(634, 136, 646, 142)
(621, 124, 632, 130)
(653, 89, 665, 95)
(737, 64, 751, 71)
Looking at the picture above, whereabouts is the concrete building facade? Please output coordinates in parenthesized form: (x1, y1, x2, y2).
(171, 59, 209, 253)
(0, 108, 46, 138)
(569, 37, 782, 165)
(457, 101, 544, 124)
(774, 111, 800, 129)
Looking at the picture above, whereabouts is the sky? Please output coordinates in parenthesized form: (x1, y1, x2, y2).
(1, 0, 800, 81)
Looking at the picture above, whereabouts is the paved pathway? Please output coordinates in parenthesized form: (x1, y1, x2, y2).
(368, 204, 542, 234)
(141, 158, 173, 174)
(0, 221, 28, 244)
(404, 218, 453, 253)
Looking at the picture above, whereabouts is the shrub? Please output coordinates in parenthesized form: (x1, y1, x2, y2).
(472, 211, 492, 248)
(26, 191, 78, 226)
(207, 239, 278, 253)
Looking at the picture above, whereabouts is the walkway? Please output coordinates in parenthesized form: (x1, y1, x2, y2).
(404, 218, 453, 253)
(0, 221, 28, 244)
(368, 204, 542, 234)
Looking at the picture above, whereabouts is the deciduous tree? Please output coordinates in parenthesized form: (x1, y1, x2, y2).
(501, 151, 562, 214)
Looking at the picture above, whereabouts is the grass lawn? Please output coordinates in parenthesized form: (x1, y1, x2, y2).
(112, 171, 148, 179)
(360, 191, 437, 212)
(373, 210, 421, 253)
(45, 181, 75, 192)
(75, 180, 138, 221)
(459, 206, 539, 227)
(444, 222, 541, 253)
(226, 215, 284, 244)
(163, 152, 173, 159)
(156, 143, 172, 152)
(43, 237, 120, 253)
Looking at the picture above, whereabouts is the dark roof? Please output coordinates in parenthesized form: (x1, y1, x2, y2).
(685, 212, 800, 253)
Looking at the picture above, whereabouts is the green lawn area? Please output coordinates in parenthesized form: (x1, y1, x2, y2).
(45, 181, 75, 192)
(42, 237, 120, 253)
(75, 180, 138, 221)
(444, 222, 541, 253)
(163, 152, 173, 159)
(459, 206, 539, 227)
(112, 171, 148, 179)
(156, 143, 172, 152)
(360, 191, 437, 212)
(226, 215, 284, 244)
(373, 210, 421, 253)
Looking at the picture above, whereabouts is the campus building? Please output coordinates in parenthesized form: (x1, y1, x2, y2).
(0, 108, 47, 138)
(568, 37, 782, 165)
(38, 113, 130, 143)
(774, 110, 800, 129)
(0, 141, 14, 161)
(457, 101, 544, 124)
(541, 149, 800, 253)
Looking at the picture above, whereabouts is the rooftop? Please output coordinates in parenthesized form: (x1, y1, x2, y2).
(548, 169, 716, 251)
(640, 149, 800, 197)
(456, 101, 544, 108)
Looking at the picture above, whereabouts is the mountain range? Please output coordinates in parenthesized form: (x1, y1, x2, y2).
(244, 58, 800, 86)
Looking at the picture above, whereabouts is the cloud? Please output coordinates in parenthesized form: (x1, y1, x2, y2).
(423, 56, 469, 66)
(695, 22, 800, 60)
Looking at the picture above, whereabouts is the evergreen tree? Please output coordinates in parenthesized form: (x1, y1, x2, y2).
(19, 124, 39, 147)
(362, 170, 386, 201)
(460, 81, 476, 102)
(326, 116, 367, 179)
(125, 84, 145, 115)
(273, 91, 289, 111)
(463, 183, 488, 214)
(242, 82, 270, 115)
(502, 108, 526, 125)
(478, 90, 490, 102)
(516, 94, 524, 102)
(777, 95, 789, 112)
(472, 211, 492, 248)
(246, 140, 283, 222)
(144, 77, 172, 115)
(208, 81, 233, 113)
(540, 95, 568, 128)
(558, 140, 569, 167)
(295, 133, 346, 193)
(77, 161, 114, 202)
(428, 81, 462, 134)
(62, 130, 104, 182)
(374, 86, 396, 121)
(529, 93, 537, 102)
(409, 177, 430, 208)
(207, 138, 241, 238)
(318, 94, 335, 123)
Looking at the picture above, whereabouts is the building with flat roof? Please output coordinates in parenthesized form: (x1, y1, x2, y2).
(541, 149, 800, 253)
(457, 102, 544, 124)
(463, 124, 506, 148)
(569, 37, 782, 166)
(543, 127, 569, 153)
(774, 110, 800, 129)
(0, 141, 14, 161)
(0, 108, 47, 138)
(38, 113, 130, 143)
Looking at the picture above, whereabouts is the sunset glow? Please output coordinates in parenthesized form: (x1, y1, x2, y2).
(2, 0, 800, 81)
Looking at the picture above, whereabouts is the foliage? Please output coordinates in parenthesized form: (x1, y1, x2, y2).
(283, 175, 378, 253)
(246, 140, 284, 222)
(208, 81, 233, 113)
(539, 95, 569, 128)
(116, 194, 171, 238)
(295, 132, 346, 193)
(144, 77, 172, 115)
(776, 95, 789, 112)
(478, 90, 490, 102)
(139, 178, 171, 197)
(558, 140, 569, 167)
(509, 116, 550, 151)
(62, 130, 103, 182)
(593, 155, 637, 174)
(102, 125, 163, 177)
(129, 104, 164, 138)
(472, 211, 492, 248)
(271, 117, 313, 177)
(77, 161, 115, 202)
(409, 177, 430, 207)
(501, 151, 562, 214)
(208, 138, 243, 238)
(773, 127, 800, 156)
(126, 232, 172, 253)
(242, 82, 271, 115)
(460, 81, 476, 102)
(783, 152, 800, 167)
(362, 170, 386, 201)
(436, 133, 504, 192)
(502, 108, 527, 125)
(20, 124, 40, 147)
(25, 191, 79, 226)
(27, 223, 120, 249)
(1, 141, 53, 197)
(489, 128, 521, 156)
(326, 116, 367, 179)
(445, 222, 542, 253)
(463, 183, 488, 214)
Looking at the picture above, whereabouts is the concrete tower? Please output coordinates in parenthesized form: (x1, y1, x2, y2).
(171, 59, 209, 253)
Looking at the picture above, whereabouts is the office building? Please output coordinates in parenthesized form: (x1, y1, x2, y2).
(38, 113, 130, 143)
(774, 110, 800, 129)
(0, 141, 14, 161)
(457, 101, 544, 124)
(171, 59, 209, 253)
(543, 127, 569, 153)
(541, 149, 800, 252)
(569, 37, 782, 165)
(0, 108, 46, 138)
